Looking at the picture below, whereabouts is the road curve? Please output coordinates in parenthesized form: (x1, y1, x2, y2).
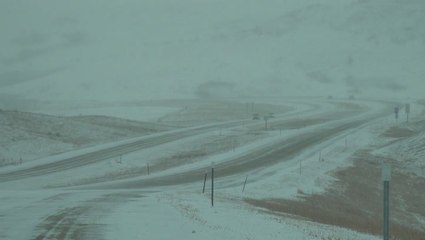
(93, 110, 388, 190)
(0, 121, 247, 182)
(0, 100, 340, 183)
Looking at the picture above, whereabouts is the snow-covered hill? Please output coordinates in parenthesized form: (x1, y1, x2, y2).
(0, 110, 168, 165)
(0, 0, 424, 109)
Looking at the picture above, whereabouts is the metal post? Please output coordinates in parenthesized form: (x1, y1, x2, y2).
(383, 181, 389, 240)
(299, 158, 302, 175)
(394, 107, 399, 121)
(382, 163, 391, 240)
(202, 171, 207, 193)
(345, 136, 348, 148)
(242, 176, 248, 193)
(211, 166, 214, 207)
(405, 103, 410, 123)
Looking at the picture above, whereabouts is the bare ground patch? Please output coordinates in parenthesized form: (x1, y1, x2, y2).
(381, 127, 416, 138)
(246, 150, 425, 240)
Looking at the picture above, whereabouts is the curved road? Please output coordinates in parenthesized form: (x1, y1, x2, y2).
(0, 99, 394, 240)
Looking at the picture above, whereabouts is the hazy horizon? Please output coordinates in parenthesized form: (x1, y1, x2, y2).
(1, 0, 424, 109)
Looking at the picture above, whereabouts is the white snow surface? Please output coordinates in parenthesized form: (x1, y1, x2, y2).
(105, 191, 380, 240)
(0, 98, 412, 240)
(35, 106, 180, 122)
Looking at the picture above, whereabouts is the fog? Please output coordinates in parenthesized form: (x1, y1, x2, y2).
(1, 0, 424, 108)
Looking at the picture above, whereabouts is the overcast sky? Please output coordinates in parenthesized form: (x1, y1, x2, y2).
(0, 0, 424, 106)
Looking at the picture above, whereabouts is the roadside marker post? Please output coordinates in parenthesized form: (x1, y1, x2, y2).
(242, 176, 248, 193)
(382, 163, 391, 240)
(345, 136, 348, 149)
(405, 103, 410, 123)
(147, 163, 150, 175)
(394, 107, 399, 121)
(211, 162, 215, 207)
(299, 158, 302, 175)
(202, 170, 207, 193)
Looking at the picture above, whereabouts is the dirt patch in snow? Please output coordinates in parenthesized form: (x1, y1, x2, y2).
(381, 127, 416, 138)
(157, 100, 292, 127)
(246, 150, 425, 240)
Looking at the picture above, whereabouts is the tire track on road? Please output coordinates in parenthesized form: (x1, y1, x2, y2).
(32, 192, 141, 240)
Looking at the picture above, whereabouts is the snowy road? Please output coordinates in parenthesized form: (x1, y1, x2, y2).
(0, 100, 341, 184)
(0, 120, 249, 182)
(101, 117, 377, 189)
(86, 100, 389, 190)
(0, 99, 397, 240)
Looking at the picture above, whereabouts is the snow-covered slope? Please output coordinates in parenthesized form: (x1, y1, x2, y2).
(0, 110, 167, 164)
(0, 98, 424, 239)
(0, 0, 424, 108)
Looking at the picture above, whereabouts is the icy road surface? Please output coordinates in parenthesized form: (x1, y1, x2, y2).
(2, 98, 420, 240)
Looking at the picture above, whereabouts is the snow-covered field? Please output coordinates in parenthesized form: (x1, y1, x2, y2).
(0, 98, 424, 240)
(0, 109, 174, 165)
(1, 0, 424, 238)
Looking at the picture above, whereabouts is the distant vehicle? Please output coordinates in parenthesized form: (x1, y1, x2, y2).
(349, 95, 355, 100)
(268, 113, 275, 118)
(327, 95, 333, 100)
(252, 113, 260, 120)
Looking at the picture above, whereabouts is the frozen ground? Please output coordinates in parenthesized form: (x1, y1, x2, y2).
(34, 104, 180, 122)
(0, 98, 424, 240)
(0, 109, 174, 166)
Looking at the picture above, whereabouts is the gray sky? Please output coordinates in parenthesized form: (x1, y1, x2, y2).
(0, 0, 424, 104)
